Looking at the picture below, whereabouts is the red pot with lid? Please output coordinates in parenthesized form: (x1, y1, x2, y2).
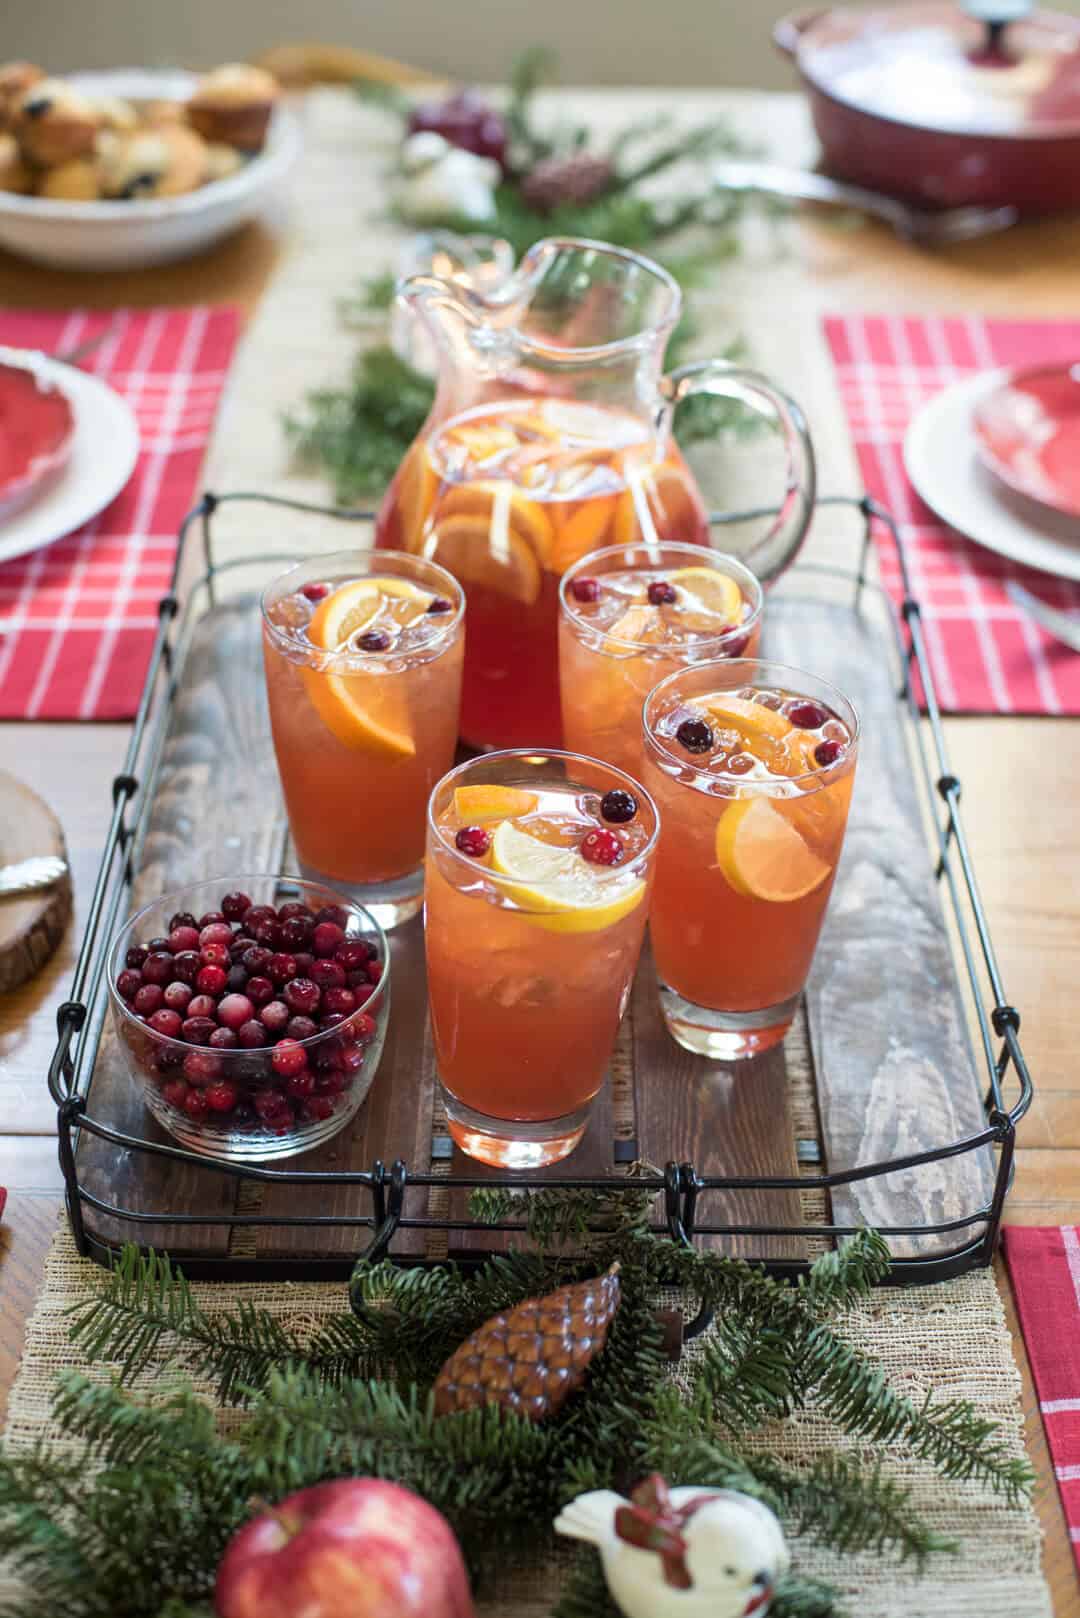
(775, 0, 1080, 211)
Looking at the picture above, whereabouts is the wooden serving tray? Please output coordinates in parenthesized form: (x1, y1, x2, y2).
(73, 565, 995, 1273)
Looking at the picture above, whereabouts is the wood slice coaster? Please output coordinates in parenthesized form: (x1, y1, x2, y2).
(0, 771, 72, 994)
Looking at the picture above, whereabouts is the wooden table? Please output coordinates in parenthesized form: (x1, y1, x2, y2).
(1, 86, 1078, 1613)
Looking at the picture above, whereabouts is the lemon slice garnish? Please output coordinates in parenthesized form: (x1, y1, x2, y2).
(301, 578, 433, 759)
(453, 785, 539, 822)
(714, 797, 831, 903)
(694, 692, 793, 745)
(489, 820, 646, 935)
(668, 564, 743, 625)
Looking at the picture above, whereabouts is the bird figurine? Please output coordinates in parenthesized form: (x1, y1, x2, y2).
(554, 1473, 789, 1618)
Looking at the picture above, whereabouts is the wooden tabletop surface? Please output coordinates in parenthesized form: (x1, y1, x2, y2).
(0, 87, 1078, 1612)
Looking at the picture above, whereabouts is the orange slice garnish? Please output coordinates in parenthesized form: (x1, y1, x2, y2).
(396, 441, 437, 553)
(550, 495, 617, 573)
(453, 785, 539, 821)
(714, 797, 832, 903)
(669, 564, 743, 627)
(602, 603, 663, 654)
(423, 513, 541, 605)
(695, 693, 793, 745)
(432, 481, 555, 568)
(302, 579, 427, 758)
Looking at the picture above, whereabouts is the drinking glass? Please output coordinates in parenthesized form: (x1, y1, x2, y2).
(425, 749, 658, 1166)
(559, 540, 763, 778)
(262, 549, 464, 928)
(642, 659, 858, 1060)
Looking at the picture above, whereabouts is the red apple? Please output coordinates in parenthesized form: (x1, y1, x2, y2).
(214, 1478, 476, 1618)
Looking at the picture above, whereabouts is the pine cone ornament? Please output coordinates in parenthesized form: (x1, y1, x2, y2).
(433, 1263, 620, 1421)
(519, 151, 615, 214)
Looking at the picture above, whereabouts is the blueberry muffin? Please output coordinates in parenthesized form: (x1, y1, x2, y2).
(38, 155, 101, 201)
(87, 94, 139, 133)
(0, 61, 43, 131)
(185, 63, 277, 151)
(203, 140, 244, 183)
(0, 131, 33, 194)
(12, 77, 99, 166)
(99, 124, 207, 200)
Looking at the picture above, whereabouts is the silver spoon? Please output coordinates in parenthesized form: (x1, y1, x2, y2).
(1006, 579, 1080, 654)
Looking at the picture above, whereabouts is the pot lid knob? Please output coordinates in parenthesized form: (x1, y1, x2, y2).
(960, 0, 1033, 58)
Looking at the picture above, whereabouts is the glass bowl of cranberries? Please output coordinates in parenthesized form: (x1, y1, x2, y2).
(106, 876, 390, 1161)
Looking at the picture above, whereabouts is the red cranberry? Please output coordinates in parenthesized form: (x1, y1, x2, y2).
(294, 951, 314, 975)
(182, 1088, 210, 1120)
(230, 934, 256, 959)
(116, 968, 142, 1001)
(315, 905, 349, 929)
(336, 939, 375, 968)
(243, 905, 277, 929)
(199, 942, 231, 969)
(581, 827, 624, 866)
(196, 964, 227, 997)
(320, 1013, 346, 1033)
(125, 945, 148, 970)
(187, 994, 217, 1020)
(366, 959, 383, 984)
(209, 1027, 238, 1050)
(260, 1000, 290, 1033)
(246, 975, 274, 1006)
(183, 1051, 221, 1086)
(167, 912, 198, 933)
(814, 738, 844, 768)
(309, 959, 345, 990)
(205, 1080, 239, 1112)
(158, 1044, 185, 1071)
(133, 984, 165, 1016)
(221, 891, 252, 921)
(277, 902, 312, 921)
(354, 1012, 377, 1042)
(426, 595, 453, 614)
(286, 1015, 319, 1041)
(237, 1020, 269, 1049)
(600, 788, 637, 824)
(455, 825, 490, 858)
(168, 925, 201, 954)
(785, 700, 828, 731)
(171, 950, 201, 984)
(312, 921, 345, 957)
(226, 964, 249, 994)
(242, 945, 272, 975)
(303, 1095, 335, 1121)
(199, 921, 234, 949)
(676, 716, 714, 753)
(316, 1071, 346, 1096)
(217, 993, 255, 1031)
(339, 1044, 364, 1075)
(279, 915, 313, 950)
(350, 981, 375, 1005)
(322, 986, 356, 1017)
(267, 952, 298, 986)
(163, 981, 193, 1012)
(147, 936, 171, 954)
(148, 1008, 183, 1039)
(197, 911, 226, 929)
(284, 978, 321, 1014)
(571, 576, 600, 603)
(271, 1039, 307, 1078)
(722, 630, 750, 657)
(142, 951, 174, 985)
(254, 1089, 288, 1120)
(162, 1079, 188, 1110)
(301, 581, 329, 602)
(251, 919, 282, 948)
(647, 579, 677, 605)
(357, 629, 391, 652)
(286, 1069, 316, 1097)
(181, 1016, 217, 1045)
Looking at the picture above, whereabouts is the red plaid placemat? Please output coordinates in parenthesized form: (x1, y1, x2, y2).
(824, 315, 1080, 715)
(0, 305, 239, 720)
(1003, 1226, 1080, 1573)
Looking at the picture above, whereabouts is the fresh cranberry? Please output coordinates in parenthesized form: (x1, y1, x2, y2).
(357, 629, 391, 652)
(312, 921, 345, 957)
(676, 716, 714, 753)
(242, 945, 272, 975)
(286, 1015, 318, 1041)
(163, 981, 193, 1012)
(277, 902, 312, 921)
(183, 1051, 221, 1086)
(230, 934, 256, 959)
(182, 1088, 210, 1120)
(246, 975, 274, 1006)
(181, 1016, 217, 1045)
(570, 575, 600, 603)
(243, 904, 277, 929)
(722, 630, 750, 657)
(148, 1008, 183, 1039)
(349, 981, 375, 1005)
(158, 1044, 185, 1071)
(354, 1012, 377, 1042)
(197, 911, 226, 929)
(320, 1013, 346, 1033)
(426, 595, 453, 614)
(237, 1020, 269, 1049)
(279, 915, 313, 950)
(814, 738, 844, 768)
(301, 581, 329, 602)
(205, 1080, 239, 1112)
(226, 964, 249, 994)
(171, 950, 202, 984)
(339, 1044, 364, 1075)
(260, 1000, 290, 1033)
(309, 959, 345, 990)
(726, 752, 756, 775)
(133, 984, 164, 1016)
(209, 1027, 238, 1050)
(125, 945, 148, 970)
(581, 827, 624, 866)
(316, 1071, 346, 1096)
(162, 1079, 188, 1110)
(315, 905, 349, 930)
(322, 986, 356, 1017)
(168, 912, 198, 933)
(284, 977, 321, 1014)
(267, 952, 298, 986)
(303, 1095, 336, 1121)
(254, 1089, 288, 1120)
(271, 1039, 307, 1078)
(286, 1069, 316, 1097)
(647, 579, 677, 605)
(221, 891, 252, 921)
(116, 968, 142, 1001)
(199, 921, 234, 949)
(600, 788, 637, 824)
(168, 925, 201, 954)
(336, 939, 375, 969)
(147, 936, 172, 954)
(199, 942, 231, 969)
(196, 964, 227, 997)
(251, 919, 282, 948)
(786, 700, 828, 731)
(187, 994, 217, 1020)
(294, 951, 314, 975)
(217, 993, 255, 1031)
(142, 951, 174, 986)
(455, 825, 490, 858)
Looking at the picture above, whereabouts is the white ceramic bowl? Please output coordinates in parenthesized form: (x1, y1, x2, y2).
(0, 69, 301, 271)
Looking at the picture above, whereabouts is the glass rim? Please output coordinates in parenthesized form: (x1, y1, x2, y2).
(427, 747, 661, 890)
(107, 873, 390, 1053)
(642, 657, 860, 794)
(259, 547, 465, 665)
(558, 541, 764, 653)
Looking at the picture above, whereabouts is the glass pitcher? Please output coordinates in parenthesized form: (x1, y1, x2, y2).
(374, 237, 815, 749)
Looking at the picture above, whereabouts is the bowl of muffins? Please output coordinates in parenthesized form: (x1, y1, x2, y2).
(0, 61, 301, 269)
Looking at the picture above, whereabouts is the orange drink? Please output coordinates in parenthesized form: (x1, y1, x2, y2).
(262, 550, 464, 927)
(425, 750, 658, 1166)
(559, 541, 763, 778)
(375, 397, 709, 749)
(642, 660, 858, 1060)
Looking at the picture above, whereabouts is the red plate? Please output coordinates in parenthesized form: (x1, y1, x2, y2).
(0, 356, 76, 523)
(972, 363, 1080, 521)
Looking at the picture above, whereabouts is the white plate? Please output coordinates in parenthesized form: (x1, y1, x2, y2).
(0, 346, 139, 566)
(904, 369, 1080, 583)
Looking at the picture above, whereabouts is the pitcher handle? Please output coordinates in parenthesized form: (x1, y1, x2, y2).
(662, 360, 816, 584)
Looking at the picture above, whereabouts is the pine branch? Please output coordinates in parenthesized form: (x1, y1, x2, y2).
(749, 1452, 956, 1565)
(771, 1577, 849, 1618)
